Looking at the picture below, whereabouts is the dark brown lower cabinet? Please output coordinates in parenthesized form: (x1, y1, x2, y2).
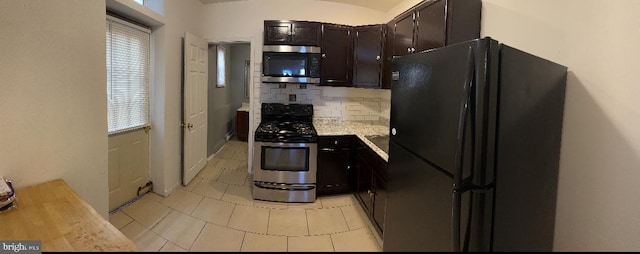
(317, 136, 354, 195)
(354, 139, 388, 236)
(236, 110, 248, 142)
(317, 135, 388, 235)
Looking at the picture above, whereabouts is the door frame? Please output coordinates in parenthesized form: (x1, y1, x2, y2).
(204, 35, 257, 174)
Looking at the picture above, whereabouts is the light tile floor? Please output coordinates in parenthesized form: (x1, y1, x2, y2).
(110, 139, 383, 252)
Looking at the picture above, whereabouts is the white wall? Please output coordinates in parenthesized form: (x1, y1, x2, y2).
(0, 0, 108, 217)
(202, 0, 387, 42)
(385, 0, 422, 21)
(480, 0, 640, 251)
(150, 0, 204, 196)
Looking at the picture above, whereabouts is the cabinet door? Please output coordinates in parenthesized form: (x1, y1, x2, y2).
(392, 12, 415, 56)
(372, 170, 387, 235)
(445, 0, 482, 45)
(321, 24, 353, 86)
(318, 136, 354, 195)
(414, 0, 446, 52)
(264, 21, 292, 45)
(355, 153, 373, 213)
(291, 21, 321, 46)
(317, 149, 351, 195)
(353, 25, 383, 88)
(381, 21, 394, 90)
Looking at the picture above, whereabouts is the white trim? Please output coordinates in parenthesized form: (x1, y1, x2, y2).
(106, 0, 166, 28)
(107, 14, 152, 34)
(161, 183, 178, 197)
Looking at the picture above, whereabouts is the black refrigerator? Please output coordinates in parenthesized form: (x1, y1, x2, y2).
(384, 37, 567, 252)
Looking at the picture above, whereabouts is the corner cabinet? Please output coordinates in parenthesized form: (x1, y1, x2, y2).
(320, 23, 353, 86)
(354, 139, 388, 236)
(391, 0, 481, 55)
(353, 25, 384, 89)
(264, 20, 321, 46)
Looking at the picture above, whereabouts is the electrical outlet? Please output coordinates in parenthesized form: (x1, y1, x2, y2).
(300, 84, 307, 89)
(278, 83, 286, 89)
(289, 94, 296, 102)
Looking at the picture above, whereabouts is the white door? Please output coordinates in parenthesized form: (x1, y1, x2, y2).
(108, 129, 150, 211)
(183, 32, 208, 185)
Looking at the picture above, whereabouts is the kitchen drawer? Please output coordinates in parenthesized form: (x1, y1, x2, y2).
(318, 135, 354, 149)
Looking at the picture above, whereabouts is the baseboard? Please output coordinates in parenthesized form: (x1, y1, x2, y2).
(159, 182, 179, 197)
(226, 131, 235, 141)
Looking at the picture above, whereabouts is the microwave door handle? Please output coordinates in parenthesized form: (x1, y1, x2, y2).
(452, 46, 475, 252)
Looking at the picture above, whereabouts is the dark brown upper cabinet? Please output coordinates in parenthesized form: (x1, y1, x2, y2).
(264, 20, 321, 46)
(381, 21, 395, 90)
(320, 23, 353, 86)
(392, 12, 415, 57)
(353, 25, 384, 89)
(390, 0, 481, 56)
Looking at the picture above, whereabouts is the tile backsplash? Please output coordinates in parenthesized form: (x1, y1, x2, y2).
(251, 62, 391, 128)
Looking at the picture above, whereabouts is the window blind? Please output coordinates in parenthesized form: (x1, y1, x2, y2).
(106, 15, 150, 135)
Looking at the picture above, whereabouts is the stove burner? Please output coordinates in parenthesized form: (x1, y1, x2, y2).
(292, 123, 314, 135)
(292, 122, 310, 129)
(256, 103, 317, 143)
(297, 127, 314, 135)
(258, 122, 279, 133)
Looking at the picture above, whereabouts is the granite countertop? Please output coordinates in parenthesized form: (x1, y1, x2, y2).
(237, 102, 250, 112)
(314, 119, 390, 161)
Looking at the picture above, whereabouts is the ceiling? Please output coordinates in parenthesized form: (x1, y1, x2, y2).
(199, 0, 405, 12)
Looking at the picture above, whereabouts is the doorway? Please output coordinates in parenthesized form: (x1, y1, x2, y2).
(207, 42, 251, 158)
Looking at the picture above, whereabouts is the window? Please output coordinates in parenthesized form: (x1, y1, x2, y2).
(217, 45, 226, 87)
(106, 15, 151, 135)
(133, 0, 144, 5)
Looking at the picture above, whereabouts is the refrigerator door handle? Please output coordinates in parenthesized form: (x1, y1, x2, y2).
(452, 46, 476, 252)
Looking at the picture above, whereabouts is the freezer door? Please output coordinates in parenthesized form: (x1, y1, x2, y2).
(384, 142, 472, 251)
(390, 41, 480, 173)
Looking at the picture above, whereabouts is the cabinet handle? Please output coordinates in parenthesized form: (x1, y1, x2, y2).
(320, 148, 336, 152)
(376, 55, 380, 61)
(346, 165, 351, 170)
(322, 53, 326, 58)
(411, 48, 416, 53)
(407, 47, 411, 53)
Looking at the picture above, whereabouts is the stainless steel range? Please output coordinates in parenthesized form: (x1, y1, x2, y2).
(253, 103, 318, 203)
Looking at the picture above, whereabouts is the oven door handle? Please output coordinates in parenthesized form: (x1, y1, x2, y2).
(254, 182, 316, 191)
(320, 148, 351, 152)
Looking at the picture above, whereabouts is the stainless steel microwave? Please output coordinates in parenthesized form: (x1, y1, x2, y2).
(262, 45, 321, 84)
